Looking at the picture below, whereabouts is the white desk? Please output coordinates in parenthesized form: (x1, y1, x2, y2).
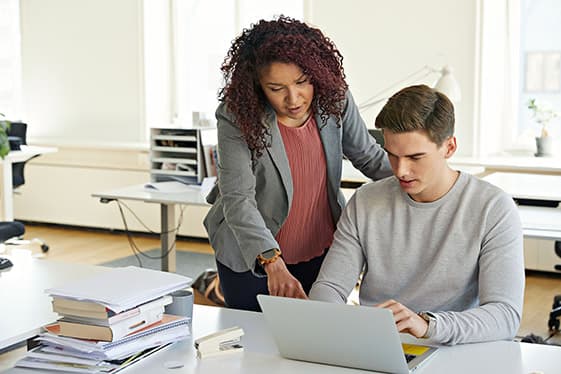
(75, 308, 561, 374)
(0, 145, 57, 221)
(0, 255, 107, 351)
(452, 155, 561, 174)
(92, 184, 210, 272)
(482, 172, 561, 202)
(482, 172, 561, 240)
(1, 255, 559, 374)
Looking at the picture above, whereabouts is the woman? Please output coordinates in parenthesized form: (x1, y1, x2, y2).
(203, 16, 391, 311)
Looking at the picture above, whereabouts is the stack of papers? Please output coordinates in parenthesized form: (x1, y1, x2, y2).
(38, 315, 190, 361)
(45, 266, 192, 313)
(17, 344, 167, 374)
(16, 315, 191, 373)
(14, 266, 193, 373)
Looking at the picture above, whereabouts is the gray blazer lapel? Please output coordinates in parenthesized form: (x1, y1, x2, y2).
(316, 114, 343, 221)
(316, 114, 342, 185)
(265, 113, 293, 208)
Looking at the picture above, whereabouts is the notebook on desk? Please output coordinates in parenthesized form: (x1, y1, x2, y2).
(257, 295, 438, 373)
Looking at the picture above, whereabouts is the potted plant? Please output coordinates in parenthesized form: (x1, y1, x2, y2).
(527, 98, 559, 157)
(0, 113, 10, 159)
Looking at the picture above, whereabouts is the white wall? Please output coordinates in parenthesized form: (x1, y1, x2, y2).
(15, 0, 479, 233)
(16, 0, 212, 236)
(20, 0, 146, 146)
(19, 0, 478, 152)
(307, 0, 477, 156)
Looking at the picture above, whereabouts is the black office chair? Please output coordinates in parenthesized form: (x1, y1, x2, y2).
(0, 221, 25, 242)
(0, 222, 24, 270)
(0, 222, 48, 252)
(7, 122, 34, 188)
(0, 122, 49, 252)
(547, 241, 561, 331)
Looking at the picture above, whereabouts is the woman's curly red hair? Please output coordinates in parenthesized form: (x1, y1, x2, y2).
(219, 16, 348, 158)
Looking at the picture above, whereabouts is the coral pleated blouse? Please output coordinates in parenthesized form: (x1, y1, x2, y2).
(275, 116, 335, 264)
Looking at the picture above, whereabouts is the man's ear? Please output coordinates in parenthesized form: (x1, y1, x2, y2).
(444, 136, 457, 159)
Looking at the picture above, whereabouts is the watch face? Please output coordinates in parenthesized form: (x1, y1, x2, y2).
(261, 249, 277, 259)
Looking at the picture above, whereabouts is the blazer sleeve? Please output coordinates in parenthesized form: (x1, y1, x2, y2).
(214, 104, 279, 271)
(341, 91, 392, 181)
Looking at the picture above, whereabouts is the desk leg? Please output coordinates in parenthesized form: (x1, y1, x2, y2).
(161, 203, 176, 272)
(0, 160, 14, 221)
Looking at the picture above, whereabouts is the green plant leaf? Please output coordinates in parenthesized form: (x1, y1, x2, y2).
(0, 139, 10, 158)
(0, 113, 11, 159)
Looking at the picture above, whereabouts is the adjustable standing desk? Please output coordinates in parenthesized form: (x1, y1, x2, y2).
(0, 145, 57, 221)
(92, 184, 209, 272)
(95, 161, 374, 272)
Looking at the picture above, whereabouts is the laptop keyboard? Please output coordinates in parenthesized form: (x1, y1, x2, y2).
(405, 354, 416, 363)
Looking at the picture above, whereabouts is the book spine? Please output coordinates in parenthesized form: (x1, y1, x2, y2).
(53, 295, 172, 322)
(53, 306, 112, 320)
(52, 297, 109, 313)
(109, 295, 172, 324)
(108, 307, 164, 341)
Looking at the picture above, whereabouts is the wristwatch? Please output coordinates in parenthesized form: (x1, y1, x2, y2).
(418, 311, 437, 339)
(257, 248, 282, 266)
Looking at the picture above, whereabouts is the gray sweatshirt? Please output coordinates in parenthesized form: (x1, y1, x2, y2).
(309, 172, 525, 345)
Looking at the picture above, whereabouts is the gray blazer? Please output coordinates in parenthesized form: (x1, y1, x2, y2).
(203, 91, 391, 274)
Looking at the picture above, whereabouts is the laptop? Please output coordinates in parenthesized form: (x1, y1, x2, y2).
(257, 295, 438, 373)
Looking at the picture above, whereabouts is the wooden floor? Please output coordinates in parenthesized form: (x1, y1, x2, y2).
(6, 222, 561, 345)
(18, 223, 214, 264)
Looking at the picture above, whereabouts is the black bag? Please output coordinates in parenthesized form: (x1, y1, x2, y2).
(192, 269, 225, 306)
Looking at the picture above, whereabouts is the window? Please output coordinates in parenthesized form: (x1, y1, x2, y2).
(145, 0, 304, 132)
(518, 0, 561, 140)
(478, 0, 561, 157)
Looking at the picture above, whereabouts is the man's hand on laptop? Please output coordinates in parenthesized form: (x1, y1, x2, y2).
(264, 259, 307, 299)
(376, 299, 428, 338)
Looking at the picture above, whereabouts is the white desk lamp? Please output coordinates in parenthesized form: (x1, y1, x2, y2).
(358, 65, 461, 111)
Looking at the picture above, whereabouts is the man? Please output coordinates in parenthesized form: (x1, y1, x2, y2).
(309, 85, 525, 345)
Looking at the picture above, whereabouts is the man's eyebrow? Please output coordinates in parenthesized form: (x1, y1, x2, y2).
(384, 148, 426, 158)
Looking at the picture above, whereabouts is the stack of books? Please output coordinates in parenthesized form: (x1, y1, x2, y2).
(15, 266, 192, 373)
(51, 295, 172, 342)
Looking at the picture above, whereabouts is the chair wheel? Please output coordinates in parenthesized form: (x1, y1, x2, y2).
(41, 244, 49, 253)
